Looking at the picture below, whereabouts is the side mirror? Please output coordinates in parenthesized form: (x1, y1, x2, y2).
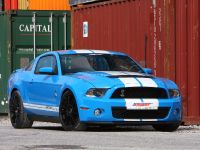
(39, 67, 54, 75)
(143, 68, 153, 75)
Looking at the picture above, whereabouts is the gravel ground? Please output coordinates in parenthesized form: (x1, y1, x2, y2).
(1, 116, 200, 150)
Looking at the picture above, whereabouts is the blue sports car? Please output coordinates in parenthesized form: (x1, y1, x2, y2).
(8, 50, 182, 131)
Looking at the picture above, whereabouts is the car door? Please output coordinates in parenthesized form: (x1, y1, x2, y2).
(26, 55, 60, 115)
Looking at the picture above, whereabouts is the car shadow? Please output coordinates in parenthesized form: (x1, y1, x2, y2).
(32, 125, 155, 132)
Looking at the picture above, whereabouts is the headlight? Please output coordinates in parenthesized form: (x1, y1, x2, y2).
(86, 88, 108, 97)
(168, 89, 180, 98)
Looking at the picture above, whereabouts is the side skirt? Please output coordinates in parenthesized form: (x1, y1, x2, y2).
(28, 115, 60, 123)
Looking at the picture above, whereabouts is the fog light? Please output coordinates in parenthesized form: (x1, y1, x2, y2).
(94, 109, 102, 116)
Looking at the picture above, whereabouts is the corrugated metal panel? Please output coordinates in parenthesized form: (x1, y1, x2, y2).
(29, 0, 71, 10)
(176, 0, 188, 122)
(18, 0, 29, 10)
(69, 0, 102, 6)
(0, 11, 11, 113)
(72, 0, 175, 77)
(11, 0, 18, 10)
(0, 0, 2, 11)
(4, 0, 18, 10)
(72, 0, 200, 124)
(4, 0, 11, 10)
(176, 0, 200, 124)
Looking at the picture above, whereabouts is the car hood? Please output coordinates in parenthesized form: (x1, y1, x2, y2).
(69, 71, 177, 89)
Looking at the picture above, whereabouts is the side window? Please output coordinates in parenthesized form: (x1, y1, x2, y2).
(35, 55, 58, 75)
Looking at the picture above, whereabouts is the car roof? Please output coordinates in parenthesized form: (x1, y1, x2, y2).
(45, 49, 127, 56)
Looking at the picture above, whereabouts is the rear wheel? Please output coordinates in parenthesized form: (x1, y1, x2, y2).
(9, 91, 33, 128)
(152, 123, 180, 132)
(59, 91, 87, 131)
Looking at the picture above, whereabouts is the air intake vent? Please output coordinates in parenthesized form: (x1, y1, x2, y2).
(112, 107, 170, 119)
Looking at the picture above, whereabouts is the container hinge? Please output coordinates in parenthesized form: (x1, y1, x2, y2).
(63, 14, 67, 50)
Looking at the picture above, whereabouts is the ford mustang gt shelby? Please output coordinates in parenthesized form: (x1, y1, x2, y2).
(8, 50, 182, 131)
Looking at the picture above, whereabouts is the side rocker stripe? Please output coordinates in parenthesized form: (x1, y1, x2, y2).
(24, 103, 59, 112)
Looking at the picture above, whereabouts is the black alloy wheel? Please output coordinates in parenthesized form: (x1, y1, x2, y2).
(9, 91, 33, 128)
(59, 90, 86, 131)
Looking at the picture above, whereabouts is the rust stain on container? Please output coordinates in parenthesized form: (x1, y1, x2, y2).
(72, 0, 200, 124)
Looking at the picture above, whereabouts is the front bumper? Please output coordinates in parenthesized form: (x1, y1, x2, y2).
(78, 97, 182, 124)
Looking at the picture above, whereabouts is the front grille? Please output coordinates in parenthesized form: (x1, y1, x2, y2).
(112, 107, 170, 119)
(111, 87, 168, 99)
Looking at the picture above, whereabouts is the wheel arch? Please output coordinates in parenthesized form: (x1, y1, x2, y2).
(59, 88, 75, 107)
(9, 86, 25, 103)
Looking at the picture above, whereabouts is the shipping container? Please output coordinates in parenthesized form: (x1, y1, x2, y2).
(71, 0, 200, 124)
(4, 0, 11, 10)
(0, 10, 71, 113)
(29, 0, 71, 10)
(0, 0, 2, 11)
(70, 0, 103, 6)
(4, 0, 18, 10)
(176, 0, 200, 125)
(18, 0, 29, 10)
(0, 12, 10, 113)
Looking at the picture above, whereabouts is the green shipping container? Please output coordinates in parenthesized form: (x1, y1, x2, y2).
(0, 10, 71, 113)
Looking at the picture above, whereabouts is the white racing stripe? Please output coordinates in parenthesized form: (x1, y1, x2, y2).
(123, 71, 146, 76)
(125, 99, 159, 110)
(103, 71, 127, 76)
(73, 50, 93, 53)
(136, 78, 158, 87)
(124, 119, 141, 121)
(119, 78, 141, 87)
(102, 71, 146, 76)
(124, 119, 157, 122)
(24, 103, 59, 112)
(91, 50, 111, 54)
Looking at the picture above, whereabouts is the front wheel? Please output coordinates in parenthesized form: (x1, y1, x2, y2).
(152, 123, 180, 132)
(59, 90, 87, 131)
(9, 91, 33, 128)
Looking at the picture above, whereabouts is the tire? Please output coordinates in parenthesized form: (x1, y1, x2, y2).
(59, 90, 87, 131)
(9, 91, 33, 129)
(152, 123, 180, 132)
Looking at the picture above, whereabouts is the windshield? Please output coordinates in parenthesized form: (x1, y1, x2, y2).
(60, 54, 144, 74)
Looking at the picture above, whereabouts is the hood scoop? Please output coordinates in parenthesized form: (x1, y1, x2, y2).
(107, 75, 153, 78)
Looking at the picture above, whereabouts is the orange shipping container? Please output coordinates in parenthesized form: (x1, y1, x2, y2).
(29, 0, 70, 10)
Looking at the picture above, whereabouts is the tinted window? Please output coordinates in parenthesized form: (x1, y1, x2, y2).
(60, 54, 144, 74)
(35, 55, 58, 74)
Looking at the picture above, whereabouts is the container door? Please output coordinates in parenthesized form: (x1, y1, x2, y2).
(0, 52, 9, 113)
(11, 13, 55, 70)
(58, 14, 71, 50)
(0, 13, 10, 114)
(11, 11, 71, 71)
